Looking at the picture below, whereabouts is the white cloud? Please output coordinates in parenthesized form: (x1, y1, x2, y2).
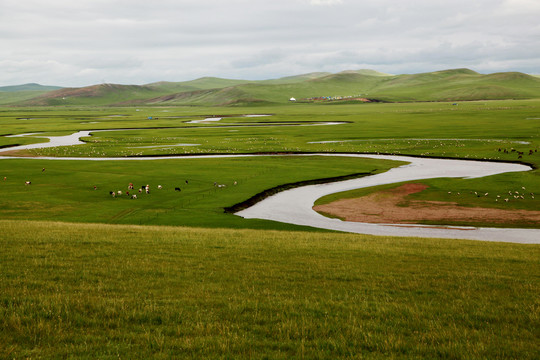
(309, 0, 343, 5)
(0, 0, 539, 86)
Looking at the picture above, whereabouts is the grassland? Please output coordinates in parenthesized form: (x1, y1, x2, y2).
(1, 100, 539, 228)
(1, 95, 539, 358)
(1, 220, 538, 359)
(0, 156, 396, 229)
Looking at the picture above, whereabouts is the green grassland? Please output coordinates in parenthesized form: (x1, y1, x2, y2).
(0, 156, 396, 229)
(1, 220, 538, 359)
(1, 86, 540, 358)
(1, 99, 539, 229)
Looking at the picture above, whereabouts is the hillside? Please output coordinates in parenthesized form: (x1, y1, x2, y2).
(6, 69, 540, 106)
(21, 83, 169, 106)
(0, 83, 64, 105)
(0, 83, 62, 92)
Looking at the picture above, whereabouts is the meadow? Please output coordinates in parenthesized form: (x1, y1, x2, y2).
(1, 100, 539, 358)
(1, 100, 539, 228)
(1, 220, 538, 359)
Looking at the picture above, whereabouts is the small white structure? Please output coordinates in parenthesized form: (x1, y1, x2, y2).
(289, 97, 296, 102)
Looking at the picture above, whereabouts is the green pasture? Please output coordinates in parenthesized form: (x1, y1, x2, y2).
(0, 156, 396, 229)
(2, 100, 539, 160)
(1, 99, 539, 358)
(1, 99, 539, 228)
(1, 220, 538, 359)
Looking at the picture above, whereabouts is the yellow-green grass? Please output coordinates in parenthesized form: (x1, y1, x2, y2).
(1, 220, 538, 359)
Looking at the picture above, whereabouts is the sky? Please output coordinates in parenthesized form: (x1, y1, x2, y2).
(1, 0, 540, 87)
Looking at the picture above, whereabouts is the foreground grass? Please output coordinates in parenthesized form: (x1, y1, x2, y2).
(1, 220, 538, 359)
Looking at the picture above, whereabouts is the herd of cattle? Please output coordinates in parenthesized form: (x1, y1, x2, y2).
(106, 180, 235, 199)
(14, 176, 236, 200)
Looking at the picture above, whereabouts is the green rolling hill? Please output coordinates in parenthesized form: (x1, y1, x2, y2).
(0, 83, 62, 92)
(4, 68, 540, 106)
(0, 83, 64, 105)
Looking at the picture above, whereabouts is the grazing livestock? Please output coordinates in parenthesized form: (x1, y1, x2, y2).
(131, 194, 137, 199)
(185, 180, 189, 184)
(158, 185, 162, 189)
(93, 186, 97, 190)
(175, 187, 181, 192)
(117, 190, 122, 196)
(233, 181, 237, 186)
(128, 183, 134, 190)
(25, 181, 31, 185)
(42, 168, 45, 172)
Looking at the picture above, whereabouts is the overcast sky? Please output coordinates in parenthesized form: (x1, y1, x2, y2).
(2, 0, 539, 87)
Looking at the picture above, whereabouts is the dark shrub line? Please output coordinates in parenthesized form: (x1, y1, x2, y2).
(224, 171, 375, 213)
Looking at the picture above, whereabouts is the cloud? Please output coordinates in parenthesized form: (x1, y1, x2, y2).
(0, 0, 539, 86)
(309, 0, 343, 5)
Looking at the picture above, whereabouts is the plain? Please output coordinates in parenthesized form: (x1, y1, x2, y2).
(0, 98, 539, 359)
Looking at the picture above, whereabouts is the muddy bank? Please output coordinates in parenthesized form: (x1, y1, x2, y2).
(314, 183, 540, 226)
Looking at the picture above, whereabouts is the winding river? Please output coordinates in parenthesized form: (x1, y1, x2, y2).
(1, 130, 538, 244)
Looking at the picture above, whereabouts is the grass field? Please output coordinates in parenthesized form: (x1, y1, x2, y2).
(1, 98, 539, 358)
(1, 100, 539, 228)
(0, 156, 396, 229)
(1, 220, 538, 359)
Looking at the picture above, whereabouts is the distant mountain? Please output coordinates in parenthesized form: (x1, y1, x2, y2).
(22, 83, 168, 106)
(337, 69, 393, 76)
(7, 69, 540, 106)
(0, 83, 63, 92)
(146, 77, 252, 92)
(260, 72, 332, 84)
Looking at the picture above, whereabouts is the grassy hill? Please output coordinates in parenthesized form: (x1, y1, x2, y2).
(0, 83, 64, 105)
(8, 69, 540, 106)
(0, 83, 62, 92)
